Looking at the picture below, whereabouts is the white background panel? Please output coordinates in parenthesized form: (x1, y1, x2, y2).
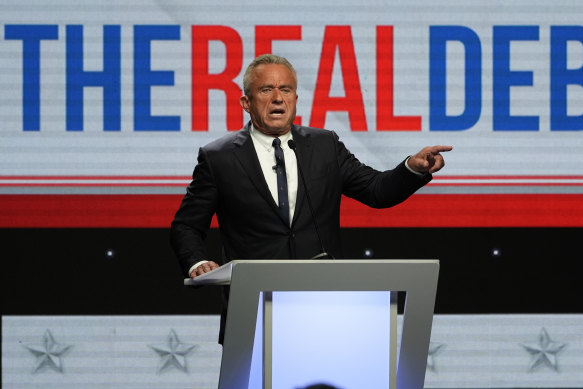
(3, 314, 582, 388)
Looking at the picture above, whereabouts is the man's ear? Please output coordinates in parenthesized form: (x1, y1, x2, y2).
(240, 95, 250, 113)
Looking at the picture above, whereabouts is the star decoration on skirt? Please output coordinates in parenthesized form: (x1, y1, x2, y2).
(427, 342, 445, 372)
(520, 327, 566, 372)
(148, 329, 196, 373)
(23, 329, 73, 374)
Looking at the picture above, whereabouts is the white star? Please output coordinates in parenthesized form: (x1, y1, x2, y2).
(520, 328, 566, 372)
(23, 330, 72, 374)
(427, 342, 445, 372)
(148, 329, 196, 373)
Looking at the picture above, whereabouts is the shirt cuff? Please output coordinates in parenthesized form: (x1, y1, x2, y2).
(405, 156, 424, 176)
(188, 260, 209, 277)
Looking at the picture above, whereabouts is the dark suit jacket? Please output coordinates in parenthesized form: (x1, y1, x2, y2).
(170, 122, 431, 342)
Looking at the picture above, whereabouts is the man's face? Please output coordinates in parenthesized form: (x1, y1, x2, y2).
(240, 64, 298, 136)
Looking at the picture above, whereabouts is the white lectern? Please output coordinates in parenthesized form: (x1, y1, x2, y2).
(185, 259, 439, 389)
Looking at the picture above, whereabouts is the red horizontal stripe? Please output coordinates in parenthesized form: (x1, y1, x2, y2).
(340, 194, 583, 227)
(0, 194, 581, 228)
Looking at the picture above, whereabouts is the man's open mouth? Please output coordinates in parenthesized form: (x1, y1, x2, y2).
(269, 108, 285, 116)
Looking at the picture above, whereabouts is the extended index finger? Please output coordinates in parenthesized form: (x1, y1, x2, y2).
(429, 145, 453, 154)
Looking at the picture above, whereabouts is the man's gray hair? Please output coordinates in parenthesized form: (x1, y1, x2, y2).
(242, 54, 297, 96)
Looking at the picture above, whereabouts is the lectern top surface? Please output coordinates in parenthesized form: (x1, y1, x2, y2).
(183, 259, 438, 286)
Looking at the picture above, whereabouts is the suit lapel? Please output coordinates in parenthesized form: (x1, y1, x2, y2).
(232, 123, 283, 220)
(290, 125, 313, 227)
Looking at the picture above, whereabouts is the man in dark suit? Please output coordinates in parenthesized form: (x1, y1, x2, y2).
(170, 54, 451, 342)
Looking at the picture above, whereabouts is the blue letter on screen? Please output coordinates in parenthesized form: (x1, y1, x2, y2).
(551, 26, 583, 131)
(493, 26, 539, 131)
(66, 25, 121, 131)
(4, 25, 58, 131)
(429, 26, 482, 131)
(134, 25, 180, 131)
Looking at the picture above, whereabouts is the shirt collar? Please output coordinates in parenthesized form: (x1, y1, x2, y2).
(250, 123, 293, 151)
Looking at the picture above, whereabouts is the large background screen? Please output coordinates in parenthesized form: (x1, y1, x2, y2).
(2, 0, 581, 228)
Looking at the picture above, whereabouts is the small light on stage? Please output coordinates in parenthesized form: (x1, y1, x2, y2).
(491, 248, 502, 258)
(363, 248, 374, 258)
(105, 249, 115, 259)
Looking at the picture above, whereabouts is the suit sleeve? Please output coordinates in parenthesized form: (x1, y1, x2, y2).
(170, 147, 218, 277)
(332, 131, 432, 208)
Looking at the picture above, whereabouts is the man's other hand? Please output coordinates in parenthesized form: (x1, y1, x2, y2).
(190, 261, 220, 278)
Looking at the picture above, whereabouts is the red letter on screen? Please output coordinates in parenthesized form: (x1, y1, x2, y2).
(255, 25, 303, 125)
(310, 26, 368, 131)
(376, 26, 421, 131)
(255, 25, 302, 56)
(192, 26, 243, 131)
